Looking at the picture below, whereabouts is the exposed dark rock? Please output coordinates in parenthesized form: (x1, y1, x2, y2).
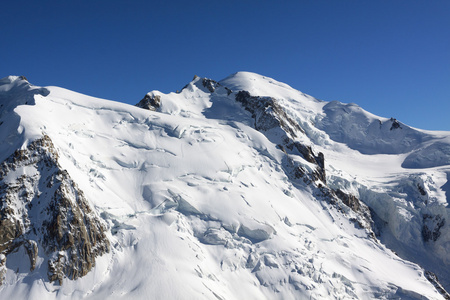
(235, 91, 304, 137)
(422, 214, 445, 242)
(0, 218, 23, 253)
(135, 94, 161, 111)
(0, 135, 110, 285)
(425, 271, 450, 299)
(234, 91, 327, 184)
(282, 152, 374, 236)
(417, 184, 427, 196)
(390, 118, 402, 130)
(199, 77, 232, 95)
(334, 189, 361, 212)
(44, 169, 110, 284)
(225, 87, 233, 96)
(334, 189, 374, 231)
(283, 140, 326, 183)
(176, 75, 233, 95)
(323, 188, 375, 237)
(24, 240, 38, 271)
(202, 78, 220, 93)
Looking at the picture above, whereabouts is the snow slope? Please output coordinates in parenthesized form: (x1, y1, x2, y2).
(0, 73, 449, 299)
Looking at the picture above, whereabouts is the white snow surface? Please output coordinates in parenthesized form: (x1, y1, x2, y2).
(0, 73, 449, 299)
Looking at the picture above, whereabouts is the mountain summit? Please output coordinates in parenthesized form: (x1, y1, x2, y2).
(0, 73, 449, 299)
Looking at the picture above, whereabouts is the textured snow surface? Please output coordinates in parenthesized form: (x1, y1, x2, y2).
(0, 73, 449, 299)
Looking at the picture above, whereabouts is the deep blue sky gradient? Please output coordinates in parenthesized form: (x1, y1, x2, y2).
(2, 1, 449, 130)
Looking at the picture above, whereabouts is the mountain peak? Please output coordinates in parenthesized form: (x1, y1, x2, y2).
(219, 71, 295, 96)
(0, 72, 449, 299)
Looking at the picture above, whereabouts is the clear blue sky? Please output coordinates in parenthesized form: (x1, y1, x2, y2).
(2, 1, 449, 130)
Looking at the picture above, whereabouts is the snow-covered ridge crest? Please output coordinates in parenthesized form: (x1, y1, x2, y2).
(0, 73, 449, 299)
(219, 72, 301, 97)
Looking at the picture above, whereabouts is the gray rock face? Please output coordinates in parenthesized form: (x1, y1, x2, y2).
(235, 90, 326, 184)
(201, 78, 220, 93)
(0, 135, 109, 285)
(422, 214, 446, 242)
(334, 189, 373, 231)
(135, 94, 161, 111)
(389, 118, 402, 130)
(425, 271, 450, 299)
(235, 90, 304, 137)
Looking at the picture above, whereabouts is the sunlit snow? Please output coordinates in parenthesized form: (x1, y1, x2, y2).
(0, 73, 448, 299)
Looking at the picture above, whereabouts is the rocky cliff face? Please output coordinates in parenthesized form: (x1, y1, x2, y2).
(0, 135, 109, 285)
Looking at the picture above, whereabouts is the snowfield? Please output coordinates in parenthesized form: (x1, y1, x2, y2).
(0, 73, 449, 299)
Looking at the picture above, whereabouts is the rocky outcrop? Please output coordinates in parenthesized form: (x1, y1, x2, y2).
(201, 77, 232, 95)
(425, 271, 450, 299)
(201, 78, 219, 93)
(135, 94, 161, 111)
(390, 118, 402, 130)
(334, 189, 363, 213)
(334, 189, 374, 231)
(280, 147, 326, 185)
(234, 90, 326, 184)
(44, 169, 110, 284)
(0, 135, 109, 285)
(422, 214, 445, 242)
(235, 90, 304, 137)
(282, 139, 326, 183)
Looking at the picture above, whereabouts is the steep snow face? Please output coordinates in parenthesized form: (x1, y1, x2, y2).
(0, 73, 448, 299)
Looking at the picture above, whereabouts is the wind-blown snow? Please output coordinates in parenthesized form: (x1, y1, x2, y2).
(0, 73, 449, 299)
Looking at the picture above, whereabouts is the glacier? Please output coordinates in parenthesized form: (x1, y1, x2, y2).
(0, 73, 449, 299)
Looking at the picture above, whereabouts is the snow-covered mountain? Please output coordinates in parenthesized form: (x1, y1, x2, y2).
(0, 73, 449, 299)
